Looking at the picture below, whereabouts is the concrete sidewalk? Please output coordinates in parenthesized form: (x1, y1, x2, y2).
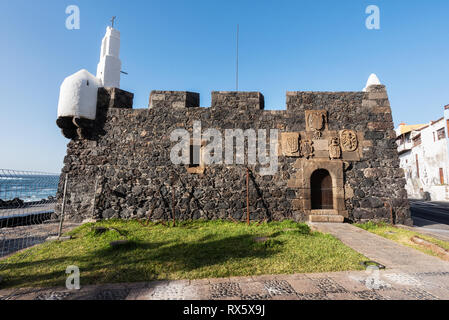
(1, 223, 449, 300)
(310, 223, 449, 273)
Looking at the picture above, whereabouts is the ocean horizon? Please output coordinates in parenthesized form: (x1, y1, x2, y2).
(0, 174, 60, 202)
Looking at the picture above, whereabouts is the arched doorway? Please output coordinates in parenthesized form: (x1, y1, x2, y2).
(311, 169, 333, 209)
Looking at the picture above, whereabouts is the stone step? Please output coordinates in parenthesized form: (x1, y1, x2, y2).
(309, 209, 339, 216)
(309, 215, 344, 223)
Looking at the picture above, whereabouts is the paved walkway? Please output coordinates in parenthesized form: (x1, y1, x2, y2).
(1, 223, 449, 300)
(310, 223, 449, 273)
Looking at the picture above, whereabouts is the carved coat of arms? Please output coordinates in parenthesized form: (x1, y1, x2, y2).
(286, 136, 299, 153)
(281, 132, 300, 157)
(329, 137, 341, 159)
(340, 130, 358, 152)
(305, 110, 327, 138)
(308, 113, 325, 131)
(300, 139, 314, 159)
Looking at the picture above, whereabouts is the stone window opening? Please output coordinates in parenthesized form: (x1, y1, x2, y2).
(186, 139, 206, 174)
(189, 144, 200, 168)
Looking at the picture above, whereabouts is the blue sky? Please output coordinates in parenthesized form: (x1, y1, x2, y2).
(0, 0, 448, 173)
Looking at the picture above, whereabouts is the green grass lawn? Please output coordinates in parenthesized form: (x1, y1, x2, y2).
(0, 220, 367, 288)
(356, 221, 449, 259)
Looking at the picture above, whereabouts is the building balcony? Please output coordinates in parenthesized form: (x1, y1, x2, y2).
(397, 142, 413, 155)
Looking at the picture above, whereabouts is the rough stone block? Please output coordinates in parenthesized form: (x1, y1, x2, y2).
(287, 179, 300, 188)
(308, 215, 328, 222)
(313, 139, 329, 151)
(372, 106, 391, 113)
(362, 99, 378, 108)
(314, 150, 329, 158)
(98, 87, 134, 109)
(368, 122, 393, 131)
(211, 91, 264, 109)
(151, 93, 165, 101)
(342, 152, 360, 161)
(366, 84, 387, 93)
(369, 92, 388, 100)
(149, 91, 199, 109)
(309, 209, 339, 216)
(362, 140, 373, 147)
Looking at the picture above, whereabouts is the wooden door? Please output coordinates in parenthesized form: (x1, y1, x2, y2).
(311, 169, 333, 209)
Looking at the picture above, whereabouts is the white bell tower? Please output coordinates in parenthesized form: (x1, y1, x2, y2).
(96, 24, 122, 88)
(363, 73, 381, 92)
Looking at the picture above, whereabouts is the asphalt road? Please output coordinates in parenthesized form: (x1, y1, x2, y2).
(409, 200, 449, 235)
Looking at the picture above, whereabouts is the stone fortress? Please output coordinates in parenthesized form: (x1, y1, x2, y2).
(55, 26, 412, 226)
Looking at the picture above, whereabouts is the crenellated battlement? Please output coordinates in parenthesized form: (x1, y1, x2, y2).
(134, 84, 388, 113)
(211, 91, 265, 110)
(149, 91, 200, 109)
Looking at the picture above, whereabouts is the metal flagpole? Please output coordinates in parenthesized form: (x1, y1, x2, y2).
(236, 24, 239, 91)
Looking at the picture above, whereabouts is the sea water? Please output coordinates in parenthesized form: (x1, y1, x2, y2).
(0, 175, 60, 202)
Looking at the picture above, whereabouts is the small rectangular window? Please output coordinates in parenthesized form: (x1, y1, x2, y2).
(189, 145, 201, 168)
(187, 140, 205, 174)
(437, 128, 446, 140)
(413, 135, 422, 147)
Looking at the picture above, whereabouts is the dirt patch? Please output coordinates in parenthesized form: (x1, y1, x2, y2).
(411, 236, 449, 261)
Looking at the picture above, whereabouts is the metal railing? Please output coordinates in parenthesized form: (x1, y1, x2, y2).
(0, 169, 61, 264)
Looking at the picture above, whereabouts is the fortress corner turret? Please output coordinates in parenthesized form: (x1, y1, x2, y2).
(56, 25, 124, 140)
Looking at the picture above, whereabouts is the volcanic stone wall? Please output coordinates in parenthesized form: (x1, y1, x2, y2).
(55, 85, 412, 225)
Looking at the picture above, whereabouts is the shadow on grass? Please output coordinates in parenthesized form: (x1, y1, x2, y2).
(0, 234, 280, 288)
(94, 233, 280, 271)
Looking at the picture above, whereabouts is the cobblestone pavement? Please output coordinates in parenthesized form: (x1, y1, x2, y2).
(1, 223, 448, 300)
(1, 270, 449, 300)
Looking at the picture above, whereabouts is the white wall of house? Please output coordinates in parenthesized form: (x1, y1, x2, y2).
(396, 117, 449, 201)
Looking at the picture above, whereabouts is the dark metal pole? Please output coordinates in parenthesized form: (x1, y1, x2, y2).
(172, 185, 176, 227)
(246, 168, 249, 225)
(91, 177, 98, 218)
(58, 174, 68, 238)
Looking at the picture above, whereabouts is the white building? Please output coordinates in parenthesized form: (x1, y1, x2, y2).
(395, 106, 449, 201)
(57, 26, 122, 122)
